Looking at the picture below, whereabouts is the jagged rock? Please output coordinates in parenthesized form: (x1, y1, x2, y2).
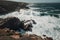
(20, 34, 53, 40)
(0, 17, 21, 30)
(50, 14, 59, 18)
(0, 17, 53, 40)
(40, 13, 48, 16)
(32, 20, 36, 24)
(0, 28, 53, 40)
(53, 15, 59, 18)
(0, 1, 29, 15)
(0, 17, 33, 31)
(44, 37, 53, 40)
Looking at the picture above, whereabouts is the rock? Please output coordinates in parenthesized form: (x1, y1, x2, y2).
(24, 23, 33, 31)
(0, 1, 29, 15)
(21, 34, 43, 40)
(0, 17, 53, 40)
(53, 15, 59, 18)
(0, 28, 53, 40)
(24, 19, 36, 24)
(10, 35, 20, 39)
(32, 20, 36, 24)
(0, 17, 33, 32)
(44, 37, 53, 40)
(21, 34, 53, 40)
(0, 17, 21, 30)
(0, 36, 16, 40)
(40, 13, 48, 16)
(18, 20, 33, 31)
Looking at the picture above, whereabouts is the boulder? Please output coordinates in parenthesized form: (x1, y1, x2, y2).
(0, 17, 21, 30)
(0, 17, 33, 31)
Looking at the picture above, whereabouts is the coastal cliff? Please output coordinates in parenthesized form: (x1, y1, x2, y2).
(0, 1, 29, 15)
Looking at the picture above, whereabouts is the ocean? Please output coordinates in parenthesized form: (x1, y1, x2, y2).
(0, 3, 60, 40)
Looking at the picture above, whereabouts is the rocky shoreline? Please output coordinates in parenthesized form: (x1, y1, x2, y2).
(0, 1, 53, 40)
(0, 28, 53, 40)
(0, 1, 29, 15)
(0, 17, 53, 40)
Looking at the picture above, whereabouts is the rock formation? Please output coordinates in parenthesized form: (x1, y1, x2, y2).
(0, 17, 33, 32)
(0, 1, 29, 15)
(0, 17, 53, 40)
(0, 28, 53, 40)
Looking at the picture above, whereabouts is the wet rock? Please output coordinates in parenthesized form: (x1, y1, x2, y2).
(21, 34, 43, 40)
(53, 15, 59, 18)
(50, 14, 59, 18)
(0, 17, 33, 32)
(0, 17, 53, 40)
(44, 37, 53, 40)
(43, 35, 53, 40)
(32, 20, 36, 24)
(0, 28, 53, 40)
(0, 17, 21, 30)
(40, 13, 48, 16)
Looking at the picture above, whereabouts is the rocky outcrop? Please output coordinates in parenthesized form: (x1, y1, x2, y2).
(0, 28, 53, 40)
(0, 17, 53, 40)
(0, 1, 29, 15)
(0, 17, 33, 32)
(21, 34, 53, 40)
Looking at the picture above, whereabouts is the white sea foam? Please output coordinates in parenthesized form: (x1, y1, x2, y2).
(0, 9, 60, 40)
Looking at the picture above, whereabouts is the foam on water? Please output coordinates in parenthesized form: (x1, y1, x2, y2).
(0, 9, 60, 40)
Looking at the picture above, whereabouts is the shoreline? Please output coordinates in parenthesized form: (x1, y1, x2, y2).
(0, 1, 29, 15)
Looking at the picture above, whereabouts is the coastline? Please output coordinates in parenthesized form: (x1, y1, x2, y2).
(0, 1, 53, 40)
(0, 1, 29, 15)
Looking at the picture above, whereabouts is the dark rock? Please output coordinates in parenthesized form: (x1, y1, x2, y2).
(19, 21, 33, 31)
(0, 17, 21, 30)
(24, 23, 33, 31)
(44, 37, 53, 40)
(43, 35, 46, 37)
(0, 17, 53, 40)
(0, 17, 33, 32)
(40, 13, 48, 16)
(21, 34, 43, 40)
(0, 1, 29, 15)
(50, 14, 59, 18)
(0, 28, 53, 40)
(24, 19, 36, 24)
(32, 20, 36, 24)
(53, 15, 59, 18)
